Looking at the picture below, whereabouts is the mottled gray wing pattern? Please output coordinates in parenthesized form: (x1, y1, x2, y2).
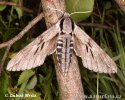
(74, 25, 117, 73)
(7, 23, 60, 71)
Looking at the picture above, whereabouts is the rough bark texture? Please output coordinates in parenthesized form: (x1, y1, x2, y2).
(41, 0, 85, 100)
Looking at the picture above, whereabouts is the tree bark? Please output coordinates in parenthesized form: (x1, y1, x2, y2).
(41, 0, 85, 100)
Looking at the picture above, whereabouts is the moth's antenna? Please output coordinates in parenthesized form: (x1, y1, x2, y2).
(70, 11, 92, 16)
(48, 6, 64, 14)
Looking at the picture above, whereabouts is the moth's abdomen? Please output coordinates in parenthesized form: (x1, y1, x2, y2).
(57, 34, 73, 73)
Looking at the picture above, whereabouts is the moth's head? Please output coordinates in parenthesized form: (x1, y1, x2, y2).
(60, 14, 74, 34)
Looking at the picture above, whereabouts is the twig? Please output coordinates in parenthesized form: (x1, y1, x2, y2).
(78, 23, 125, 35)
(0, 13, 43, 49)
(0, 45, 11, 74)
(0, 1, 33, 13)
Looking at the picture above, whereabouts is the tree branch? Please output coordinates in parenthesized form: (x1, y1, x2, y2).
(0, 13, 43, 49)
(0, 1, 33, 13)
(78, 22, 125, 35)
(0, 13, 43, 74)
(0, 45, 11, 74)
(41, 0, 84, 100)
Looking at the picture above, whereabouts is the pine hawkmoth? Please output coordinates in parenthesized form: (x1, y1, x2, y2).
(7, 13, 117, 73)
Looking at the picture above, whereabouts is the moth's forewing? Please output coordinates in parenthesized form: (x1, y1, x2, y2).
(73, 25, 117, 73)
(7, 24, 60, 71)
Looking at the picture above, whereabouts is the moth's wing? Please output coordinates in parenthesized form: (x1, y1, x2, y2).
(74, 25, 117, 73)
(7, 23, 60, 71)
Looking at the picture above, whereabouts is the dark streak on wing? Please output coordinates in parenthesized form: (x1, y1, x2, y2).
(90, 49, 94, 58)
(40, 42, 45, 50)
(85, 44, 88, 52)
(88, 42, 92, 48)
(34, 42, 45, 55)
(38, 36, 43, 45)
(34, 47, 39, 55)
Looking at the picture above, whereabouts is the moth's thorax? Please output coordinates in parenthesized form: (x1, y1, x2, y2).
(60, 17, 74, 34)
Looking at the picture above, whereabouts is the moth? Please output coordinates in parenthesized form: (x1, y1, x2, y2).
(7, 13, 117, 73)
